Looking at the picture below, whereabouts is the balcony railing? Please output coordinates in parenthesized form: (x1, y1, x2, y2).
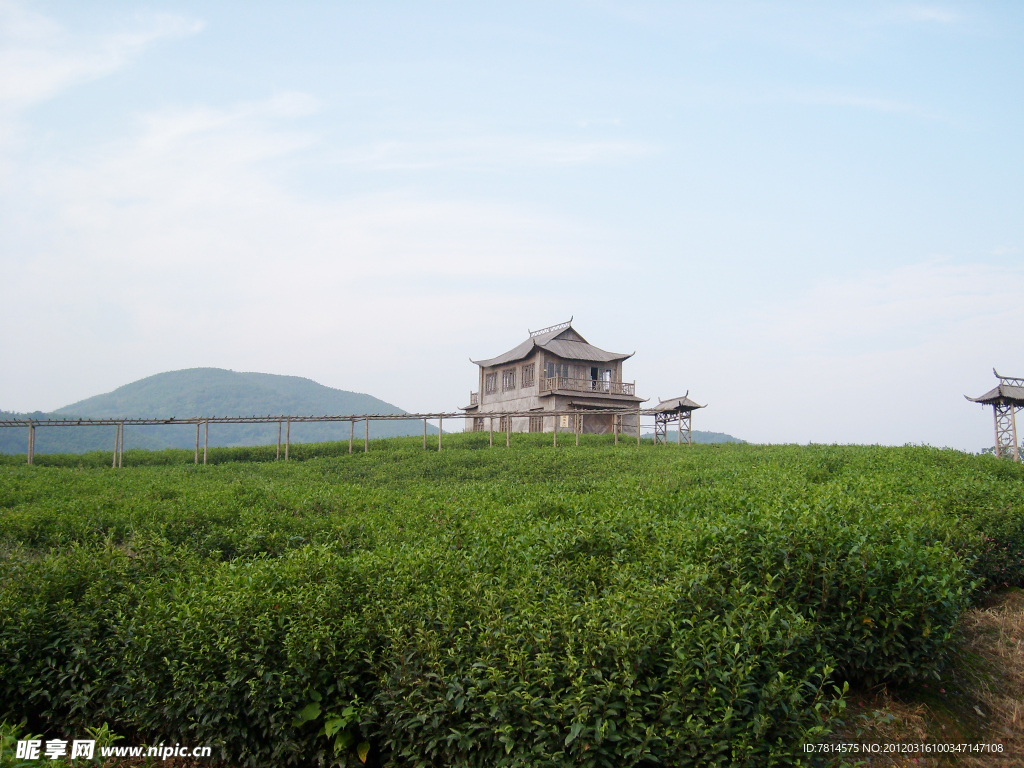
(539, 377, 635, 396)
(469, 392, 479, 406)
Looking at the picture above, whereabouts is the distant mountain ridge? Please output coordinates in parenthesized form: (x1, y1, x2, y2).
(54, 368, 406, 419)
(641, 430, 744, 444)
(2, 368, 431, 454)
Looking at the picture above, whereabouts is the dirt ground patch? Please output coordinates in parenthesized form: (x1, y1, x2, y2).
(830, 588, 1024, 767)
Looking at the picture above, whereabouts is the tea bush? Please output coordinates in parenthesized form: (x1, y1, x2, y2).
(1, 440, 1022, 766)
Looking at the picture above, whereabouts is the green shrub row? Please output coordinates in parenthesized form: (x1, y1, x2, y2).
(1, 442, 1022, 766)
(0, 541, 846, 766)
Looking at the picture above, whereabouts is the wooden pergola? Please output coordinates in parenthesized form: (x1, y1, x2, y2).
(966, 369, 1024, 462)
(2, 405, 694, 466)
(652, 393, 705, 445)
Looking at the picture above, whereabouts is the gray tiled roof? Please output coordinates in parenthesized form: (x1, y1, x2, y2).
(966, 383, 1024, 405)
(472, 326, 632, 368)
(654, 395, 705, 412)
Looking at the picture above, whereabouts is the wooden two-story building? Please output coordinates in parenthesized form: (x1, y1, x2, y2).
(462, 320, 643, 434)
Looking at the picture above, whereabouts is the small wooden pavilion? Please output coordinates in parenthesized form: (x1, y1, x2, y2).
(966, 369, 1024, 461)
(652, 393, 705, 445)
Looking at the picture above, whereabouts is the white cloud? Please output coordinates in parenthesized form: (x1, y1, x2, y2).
(331, 135, 656, 171)
(0, 1, 203, 112)
(0, 92, 611, 412)
(31, 96, 598, 279)
(0, 4, 631, 412)
(747, 260, 1024, 354)
(645, 260, 1024, 449)
(780, 89, 917, 114)
(894, 6, 960, 24)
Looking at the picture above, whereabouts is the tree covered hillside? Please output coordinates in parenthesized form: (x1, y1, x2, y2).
(1, 369, 433, 454)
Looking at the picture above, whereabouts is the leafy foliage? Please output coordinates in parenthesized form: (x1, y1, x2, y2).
(0, 439, 1021, 766)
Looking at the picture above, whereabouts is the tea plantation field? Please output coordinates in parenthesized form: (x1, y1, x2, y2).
(1, 437, 1022, 767)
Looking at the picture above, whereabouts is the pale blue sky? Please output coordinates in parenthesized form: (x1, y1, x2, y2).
(1, 1, 1022, 448)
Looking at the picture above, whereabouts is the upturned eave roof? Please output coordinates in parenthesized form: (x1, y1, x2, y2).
(654, 395, 705, 412)
(472, 325, 632, 368)
(965, 383, 1024, 406)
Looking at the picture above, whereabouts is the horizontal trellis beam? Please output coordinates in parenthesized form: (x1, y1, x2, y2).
(0, 407, 694, 429)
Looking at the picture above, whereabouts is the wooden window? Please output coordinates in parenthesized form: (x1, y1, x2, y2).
(522, 363, 535, 388)
(529, 415, 543, 433)
(499, 416, 509, 431)
(544, 362, 570, 379)
(473, 418, 485, 432)
(502, 368, 516, 391)
(485, 373, 497, 394)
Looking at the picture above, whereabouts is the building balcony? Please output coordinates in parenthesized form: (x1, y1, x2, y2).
(539, 377, 635, 396)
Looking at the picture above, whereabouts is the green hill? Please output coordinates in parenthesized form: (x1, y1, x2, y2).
(1, 369, 434, 455)
(641, 429, 744, 444)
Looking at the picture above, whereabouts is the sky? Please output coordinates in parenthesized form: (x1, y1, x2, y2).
(1, 0, 1022, 449)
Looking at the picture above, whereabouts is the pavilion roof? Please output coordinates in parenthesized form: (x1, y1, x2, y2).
(654, 395, 705, 412)
(472, 323, 632, 368)
(965, 383, 1024, 406)
(966, 370, 1024, 406)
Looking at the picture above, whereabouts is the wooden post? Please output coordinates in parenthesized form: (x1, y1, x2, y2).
(113, 425, 119, 468)
(119, 423, 124, 468)
(1013, 405, 1020, 463)
(285, 419, 290, 460)
(489, 417, 494, 448)
(349, 420, 354, 454)
(636, 407, 641, 446)
(614, 414, 619, 445)
(575, 413, 580, 447)
(993, 406, 1002, 459)
(678, 413, 682, 445)
(277, 420, 282, 460)
(506, 414, 510, 448)
(553, 412, 558, 447)
(423, 418, 427, 450)
(195, 423, 200, 464)
(364, 418, 369, 452)
(27, 423, 34, 465)
(438, 417, 443, 451)
(203, 421, 208, 465)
